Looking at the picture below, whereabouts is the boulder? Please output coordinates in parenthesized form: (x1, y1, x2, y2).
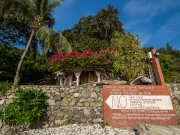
(138, 123, 180, 135)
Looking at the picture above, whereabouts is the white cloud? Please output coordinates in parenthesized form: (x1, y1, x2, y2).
(123, 0, 180, 26)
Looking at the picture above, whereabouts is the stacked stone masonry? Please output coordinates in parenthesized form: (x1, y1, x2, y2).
(0, 83, 180, 128)
(167, 84, 180, 123)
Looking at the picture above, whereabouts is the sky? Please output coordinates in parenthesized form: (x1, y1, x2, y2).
(52, 0, 180, 50)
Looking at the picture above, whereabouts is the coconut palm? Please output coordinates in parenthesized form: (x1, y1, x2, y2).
(37, 27, 72, 55)
(0, 0, 71, 85)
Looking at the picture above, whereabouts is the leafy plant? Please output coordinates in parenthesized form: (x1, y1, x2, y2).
(55, 123, 59, 127)
(63, 120, 74, 125)
(0, 88, 48, 132)
(110, 31, 150, 82)
(0, 81, 12, 97)
(48, 48, 114, 73)
(100, 122, 109, 128)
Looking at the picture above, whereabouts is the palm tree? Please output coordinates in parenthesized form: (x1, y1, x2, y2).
(0, 0, 71, 85)
(37, 28, 72, 55)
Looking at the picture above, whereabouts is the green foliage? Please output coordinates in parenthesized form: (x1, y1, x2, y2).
(0, 0, 66, 84)
(110, 31, 150, 82)
(0, 88, 48, 132)
(159, 54, 179, 83)
(63, 120, 74, 125)
(62, 5, 124, 52)
(142, 43, 180, 83)
(100, 122, 109, 128)
(0, 45, 53, 83)
(21, 53, 52, 83)
(0, 45, 23, 81)
(49, 48, 113, 73)
(0, 81, 12, 97)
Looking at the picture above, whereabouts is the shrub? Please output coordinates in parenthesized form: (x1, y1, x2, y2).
(0, 88, 48, 132)
(48, 48, 114, 73)
(0, 81, 12, 97)
(110, 31, 150, 82)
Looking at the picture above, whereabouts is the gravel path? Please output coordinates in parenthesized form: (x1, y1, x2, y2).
(23, 124, 137, 135)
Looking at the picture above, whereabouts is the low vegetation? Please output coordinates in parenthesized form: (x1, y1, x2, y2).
(0, 88, 48, 132)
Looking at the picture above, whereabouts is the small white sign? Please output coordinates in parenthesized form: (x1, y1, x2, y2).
(105, 95, 173, 110)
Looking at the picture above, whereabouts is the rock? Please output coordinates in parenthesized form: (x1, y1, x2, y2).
(6, 95, 14, 99)
(79, 98, 88, 102)
(81, 90, 89, 98)
(61, 97, 68, 106)
(47, 99, 55, 106)
(57, 111, 65, 117)
(80, 118, 87, 123)
(99, 91, 103, 98)
(50, 122, 54, 127)
(43, 124, 49, 128)
(69, 98, 77, 106)
(84, 108, 90, 115)
(49, 116, 55, 122)
(67, 110, 73, 116)
(55, 101, 61, 106)
(61, 93, 65, 97)
(141, 77, 154, 84)
(77, 102, 83, 106)
(90, 102, 95, 106)
(73, 93, 81, 97)
(54, 95, 61, 101)
(94, 87, 101, 93)
(5, 99, 13, 104)
(0, 100, 5, 105)
(115, 80, 127, 85)
(130, 76, 154, 85)
(50, 92, 55, 96)
(89, 110, 96, 119)
(69, 89, 75, 93)
(46, 110, 52, 117)
(89, 91, 98, 98)
(137, 123, 180, 135)
(51, 112, 57, 116)
(84, 101, 90, 107)
(93, 118, 103, 123)
(0, 119, 2, 128)
(53, 105, 60, 111)
(88, 98, 94, 102)
(55, 120, 65, 126)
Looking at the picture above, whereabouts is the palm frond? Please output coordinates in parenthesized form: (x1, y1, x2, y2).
(36, 27, 72, 55)
(58, 34, 72, 53)
(48, 0, 63, 13)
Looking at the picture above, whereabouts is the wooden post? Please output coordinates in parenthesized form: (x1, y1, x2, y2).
(151, 49, 165, 85)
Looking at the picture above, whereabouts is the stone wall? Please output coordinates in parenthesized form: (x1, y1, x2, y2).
(167, 84, 180, 123)
(0, 84, 103, 128)
(0, 83, 180, 128)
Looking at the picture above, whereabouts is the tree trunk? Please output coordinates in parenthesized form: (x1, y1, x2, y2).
(14, 30, 35, 85)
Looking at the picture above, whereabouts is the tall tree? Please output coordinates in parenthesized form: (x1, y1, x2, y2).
(62, 5, 124, 52)
(142, 44, 180, 83)
(0, 0, 69, 85)
(110, 31, 150, 82)
(0, 45, 23, 81)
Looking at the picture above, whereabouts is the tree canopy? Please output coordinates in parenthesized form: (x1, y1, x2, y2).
(62, 5, 124, 52)
(0, 0, 70, 85)
(142, 43, 180, 83)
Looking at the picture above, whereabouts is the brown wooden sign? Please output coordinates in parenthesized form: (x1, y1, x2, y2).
(103, 85, 178, 127)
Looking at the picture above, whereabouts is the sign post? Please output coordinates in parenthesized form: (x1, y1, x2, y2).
(103, 49, 178, 127)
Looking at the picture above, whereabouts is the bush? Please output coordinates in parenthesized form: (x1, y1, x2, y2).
(0, 81, 12, 97)
(110, 31, 150, 82)
(0, 88, 48, 132)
